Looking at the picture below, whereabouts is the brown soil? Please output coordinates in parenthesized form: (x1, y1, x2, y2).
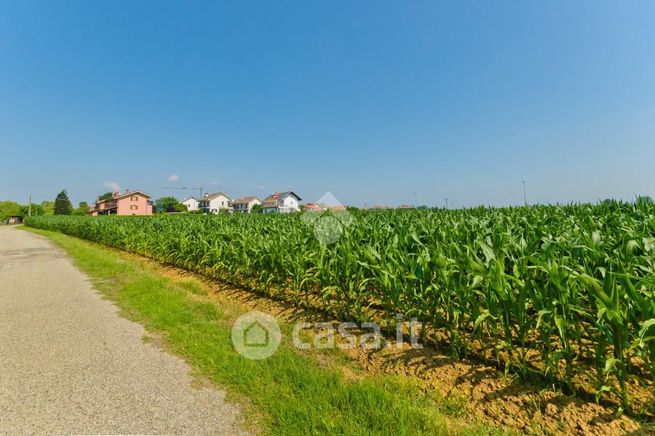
(124, 255, 655, 435)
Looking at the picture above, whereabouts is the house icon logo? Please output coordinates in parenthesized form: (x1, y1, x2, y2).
(243, 320, 269, 347)
(301, 192, 355, 245)
(231, 311, 281, 360)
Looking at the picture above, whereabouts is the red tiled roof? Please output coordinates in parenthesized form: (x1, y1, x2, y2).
(97, 191, 151, 203)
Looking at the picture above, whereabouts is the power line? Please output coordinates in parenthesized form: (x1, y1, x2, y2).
(161, 186, 204, 198)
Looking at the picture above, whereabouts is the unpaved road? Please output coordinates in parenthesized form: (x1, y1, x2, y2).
(0, 227, 245, 435)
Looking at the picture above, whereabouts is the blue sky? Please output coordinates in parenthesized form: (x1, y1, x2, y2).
(1, 1, 654, 208)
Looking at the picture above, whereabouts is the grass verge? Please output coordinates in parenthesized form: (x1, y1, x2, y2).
(24, 227, 498, 435)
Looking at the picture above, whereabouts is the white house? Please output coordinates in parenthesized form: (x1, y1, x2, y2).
(231, 196, 262, 213)
(200, 192, 232, 214)
(182, 197, 200, 212)
(262, 192, 301, 213)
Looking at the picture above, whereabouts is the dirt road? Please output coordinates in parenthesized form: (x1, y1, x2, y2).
(0, 227, 245, 435)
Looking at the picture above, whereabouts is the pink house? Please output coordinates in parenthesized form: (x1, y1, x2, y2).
(90, 191, 154, 216)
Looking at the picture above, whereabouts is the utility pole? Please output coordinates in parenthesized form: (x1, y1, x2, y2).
(522, 180, 527, 206)
(413, 191, 417, 207)
(445, 198, 448, 209)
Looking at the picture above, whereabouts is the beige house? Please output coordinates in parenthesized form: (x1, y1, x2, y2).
(231, 196, 261, 213)
(199, 192, 232, 214)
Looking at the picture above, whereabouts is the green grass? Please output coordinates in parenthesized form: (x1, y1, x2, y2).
(24, 227, 498, 436)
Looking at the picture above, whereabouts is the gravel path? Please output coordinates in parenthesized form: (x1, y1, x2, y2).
(0, 227, 246, 435)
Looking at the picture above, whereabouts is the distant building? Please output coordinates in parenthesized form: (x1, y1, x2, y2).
(231, 196, 261, 213)
(304, 203, 323, 212)
(303, 203, 347, 212)
(182, 197, 200, 212)
(90, 191, 154, 216)
(199, 192, 232, 214)
(6, 216, 22, 225)
(262, 192, 301, 213)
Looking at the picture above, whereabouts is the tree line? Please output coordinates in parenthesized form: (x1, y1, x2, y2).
(0, 190, 88, 222)
(3, 190, 277, 221)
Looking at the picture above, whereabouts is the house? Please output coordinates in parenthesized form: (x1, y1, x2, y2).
(182, 197, 200, 212)
(262, 192, 301, 213)
(90, 191, 154, 216)
(6, 216, 22, 225)
(304, 203, 324, 212)
(231, 196, 261, 214)
(199, 192, 232, 214)
(303, 203, 346, 213)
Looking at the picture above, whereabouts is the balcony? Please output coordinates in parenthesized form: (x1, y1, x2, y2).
(100, 201, 118, 210)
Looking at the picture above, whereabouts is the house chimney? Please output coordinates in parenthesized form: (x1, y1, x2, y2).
(113, 192, 119, 198)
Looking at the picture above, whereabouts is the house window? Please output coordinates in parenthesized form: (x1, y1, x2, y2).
(131, 196, 138, 201)
(130, 205, 138, 210)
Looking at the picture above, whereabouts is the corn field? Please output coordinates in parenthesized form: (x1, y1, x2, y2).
(26, 202, 655, 411)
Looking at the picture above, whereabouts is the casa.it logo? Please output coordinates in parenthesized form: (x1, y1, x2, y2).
(301, 192, 355, 245)
(231, 311, 282, 360)
(231, 311, 425, 360)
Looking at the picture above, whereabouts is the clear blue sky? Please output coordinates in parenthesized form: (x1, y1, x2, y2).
(1, 1, 654, 208)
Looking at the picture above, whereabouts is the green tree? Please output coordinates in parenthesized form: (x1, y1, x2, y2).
(73, 201, 89, 216)
(54, 190, 73, 215)
(98, 192, 113, 201)
(251, 204, 263, 214)
(155, 196, 185, 213)
(0, 201, 23, 222)
(20, 203, 46, 216)
(40, 201, 55, 215)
